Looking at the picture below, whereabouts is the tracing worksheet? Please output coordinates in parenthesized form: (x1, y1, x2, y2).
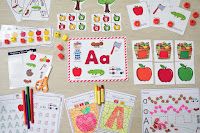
(141, 88, 200, 133)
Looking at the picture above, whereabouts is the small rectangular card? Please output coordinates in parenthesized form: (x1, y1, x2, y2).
(67, 37, 128, 82)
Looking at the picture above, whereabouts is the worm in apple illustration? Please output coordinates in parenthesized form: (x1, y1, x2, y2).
(137, 64, 152, 81)
(133, 6, 143, 16)
(73, 67, 82, 77)
(158, 65, 173, 82)
(76, 106, 97, 132)
(74, 42, 82, 61)
(178, 63, 193, 81)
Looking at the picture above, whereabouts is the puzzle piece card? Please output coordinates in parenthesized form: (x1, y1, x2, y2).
(132, 40, 152, 62)
(154, 62, 175, 85)
(65, 91, 99, 133)
(127, 2, 150, 30)
(142, 88, 200, 133)
(8, 49, 36, 89)
(154, 40, 174, 62)
(133, 62, 154, 84)
(163, 7, 191, 35)
(57, 13, 87, 31)
(91, 13, 122, 32)
(22, 0, 51, 21)
(97, 90, 136, 133)
(175, 40, 194, 62)
(67, 37, 128, 82)
(175, 61, 195, 84)
(6, 0, 24, 22)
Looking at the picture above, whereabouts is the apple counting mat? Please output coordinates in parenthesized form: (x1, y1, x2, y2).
(97, 89, 136, 133)
(67, 37, 128, 82)
(127, 1, 191, 35)
(65, 91, 99, 133)
(8, 49, 52, 89)
(0, 25, 53, 48)
(91, 13, 121, 32)
(0, 93, 64, 133)
(132, 40, 195, 85)
(141, 88, 200, 133)
(57, 13, 87, 31)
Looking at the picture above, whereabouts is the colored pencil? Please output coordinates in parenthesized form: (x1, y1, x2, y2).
(30, 88, 34, 123)
(26, 94, 30, 129)
(22, 90, 27, 124)
(26, 86, 31, 121)
(94, 84, 98, 104)
(100, 85, 105, 103)
(97, 87, 101, 105)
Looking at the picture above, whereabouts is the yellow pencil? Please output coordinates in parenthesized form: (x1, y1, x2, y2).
(94, 84, 98, 104)
(100, 85, 105, 103)
(97, 87, 101, 105)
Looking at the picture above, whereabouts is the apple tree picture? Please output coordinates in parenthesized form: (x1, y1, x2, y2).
(72, 0, 86, 11)
(98, 0, 115, 13)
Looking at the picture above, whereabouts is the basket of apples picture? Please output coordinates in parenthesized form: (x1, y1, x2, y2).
(177, 42, 192, 59)
(156, 42, 171, 59)
(134, 42, 150, 59)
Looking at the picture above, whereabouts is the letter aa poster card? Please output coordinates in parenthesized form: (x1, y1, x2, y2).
(141, 88, 200, 133)
(67, 37, 128, 82)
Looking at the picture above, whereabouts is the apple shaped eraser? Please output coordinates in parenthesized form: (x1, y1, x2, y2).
(62, 34, 69, 41)
(58, 53, 65, 60)
(10, 37, 17, 43)
(30, 54, 36, 60)
(20, 31, 26, 37)
(4, 39, 10, 45)
(28, 37, 34, 43)
(44, 29, 50, 35)
(167, 21, 174, 27)
(28, 31, 34, 37)
(190, 19, 196, 26)
(134, 21, 141, 27)
(183, 2, 190, 9)
(54, 31, 61, 38)
(57, 44, 64, 51)
(44, 36, 50, 41)
(192, 11, 199, 18)
(36, 30, 42, 36)
(20, 38, 26, 44)
(37, 36, 43, 42)
(153, 18, 160, 24)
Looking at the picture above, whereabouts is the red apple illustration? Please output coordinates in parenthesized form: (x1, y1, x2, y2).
(93, 24, 100, 31)
(103, 15, 110, 22)
(20, 31, 26, 37)
(72, 67, 82, 77)
(69, 14, 75, 21)
(20, 38, 26, 44)
(36, 30, 42, 36)
(133, 6, 143, 16)
(158, 65, 173, 82)
(76, 107, 97, 132)
(30, 54, 36, 60)
(137, 64, 152, 81)
(59, 23, 66, 30)
(37, 36, 43, 42)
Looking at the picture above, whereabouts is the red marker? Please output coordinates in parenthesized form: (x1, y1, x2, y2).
(30, 88, 34, 123)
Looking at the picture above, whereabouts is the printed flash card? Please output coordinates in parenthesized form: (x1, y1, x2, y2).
(142, 88, 200, 133)
(22, 0, 51, 21)
(57, 13, 87, 31)
(127, 2, 150, 30)
(67, 37, 128, 82)
(97, 90, 136, 133)
(65, 91, 99, 133)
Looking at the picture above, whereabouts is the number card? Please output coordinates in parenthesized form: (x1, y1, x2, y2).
(67, 37, 128, 82)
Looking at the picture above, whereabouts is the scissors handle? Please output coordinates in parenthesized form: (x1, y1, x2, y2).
(35, 77, 49, 93)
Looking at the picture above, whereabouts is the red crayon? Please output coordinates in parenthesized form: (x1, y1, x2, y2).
(30, 88, 34, 123)
(22, 90, 27, 124)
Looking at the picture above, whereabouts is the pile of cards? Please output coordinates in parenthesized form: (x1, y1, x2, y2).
(127, 0, 191, 35)
(0, 25, 53, 48)
(8, 49, 53, 89)
(132, 40, 195, 85)
(6, 0, 51, 21)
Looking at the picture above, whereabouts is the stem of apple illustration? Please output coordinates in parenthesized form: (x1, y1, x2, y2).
(139, 64, 145, 68)
(160, 65, 167, 69)
(180, 63, 186, 68)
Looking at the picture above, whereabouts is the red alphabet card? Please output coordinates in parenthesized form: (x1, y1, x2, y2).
(67, 37, 128, 82)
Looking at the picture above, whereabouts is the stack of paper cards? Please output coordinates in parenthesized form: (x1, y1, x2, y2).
(65, 91, 99, 133)
(91, 13, 122, 32)
(97, 90, 137, 133)
(57, 13, 87, 31)
(127, 1, 191, 35)
(8, 49, 53, 89)
(132, 40, 195, 85)
(6, 0, 51, 21)
(141, 88, 200, 133)
(0, 25, 53, 48)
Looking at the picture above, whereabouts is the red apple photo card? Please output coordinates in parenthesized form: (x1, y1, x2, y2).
(67, 36, 128, 82)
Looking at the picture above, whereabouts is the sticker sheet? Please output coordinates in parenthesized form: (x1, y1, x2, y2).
(91, 13, 121, 32)
(97, 90, 136, 133)
(22, 0, 51, 21)
(57, 13, 87, 31)
(67, 37, 128, 82)
(142, 88, 200, 133)
(65, 91, 99, 133)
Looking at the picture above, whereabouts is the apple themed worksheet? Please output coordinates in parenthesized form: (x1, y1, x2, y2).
(142, 88, 200, 133)
(67, 37, 128, 82)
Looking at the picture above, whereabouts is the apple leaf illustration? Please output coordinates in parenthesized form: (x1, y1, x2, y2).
(81, 106, 91, 114)
(139, 64, 145, 68)
(180, 63, 187, 68)
(160, 65, 167, 69)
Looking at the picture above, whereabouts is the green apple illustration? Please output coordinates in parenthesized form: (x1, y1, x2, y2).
(113, 14, 120, 21)
(178, 63, 193, 81)
(104, 24, 111, 31)
(79, 23, 86, 30)
(79, 14, 85, 20)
